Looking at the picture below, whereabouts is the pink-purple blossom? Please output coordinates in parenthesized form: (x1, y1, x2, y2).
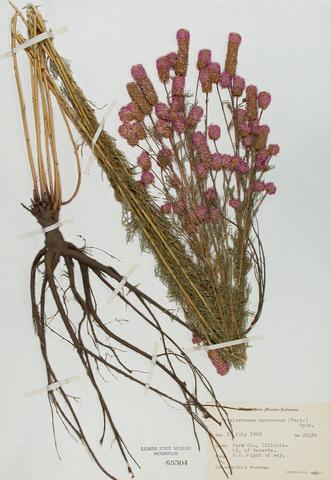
(208, 124, 221, 140)
(141, 171, 154, 186)
(197, 49, 211, 70)
(265, 182, 276, 194)
(186, 105, 204, 128)
(258, 91, 272, 110)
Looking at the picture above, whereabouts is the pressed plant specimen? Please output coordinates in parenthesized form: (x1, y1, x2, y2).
(10, 6, 280, 376)
(117, 31, 280, 374)
(10, 5, 237, 479)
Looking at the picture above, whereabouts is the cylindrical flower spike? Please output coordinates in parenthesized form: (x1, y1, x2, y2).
(224, 32, 241, 77)
(173, 116, 186, 134)
(208, 350, 230, 376)
(209, 62, 221, 83)
(155, 102, 170, 121)
(166, 52, 177, 69)
(126, 82, 152, 115)
(196, 163, 208, 178)
(254, 125, 270, 150)
(232, 76, 245, 97)
(246, 85, 258, 121)
(172, 75, 185, 97)
(197, 49, 211, 70)
(131, 64, 158, 106)
(192, 131, 207, 147)
(156, 56, 170, 83)
(219, 71, 231, 88)
(186, 105, 203, 128)
(154, 119, 172, 138)
(199, 68, 212, 93)
(175, 29, 190, 76)
(211, 153, 223, 171)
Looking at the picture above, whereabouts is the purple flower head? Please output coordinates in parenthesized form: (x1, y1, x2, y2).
(228, 32, 242, 44)
(221, 154, 232, 169)
(176, 28, 190, 42)
(268, 144, 280, 156)
(156, 56, 170, 82)
(255, 150, 269, 170)
(186, 105, 204, 128)
(197, 49, 212, 70)
(211, 153, 223, 171)
(137, 151, 151, 171)
(225, 32, 242, 77)
(170, 96, 184, 112)
(131, 64, 147, 81)
(208, 124, 221, 141)
(208, 350, 230, 376)
(232, 76, 245, 96)
(199, 68, 212, 93)
(229, 198, 241, 209)
(154, 119, 172, 138)
(173, 116, 186, 134)
(246, 84, 258, 121)
(196, 163, 208, 178)
(192, 131, 206, 147)
(175, 29, 190, 76)
(235, 108, 246, 122)
(209, 62, 221, 83)
(265, 182, 277, 194)
(140, 171, 154, 186)
(238, 123, 251, 137)
(198, 143, 212, 166)
(203, 187, 217, 201)
(166, 52, 178, 68)
(157, 147, 173, 168)
(258, 91, 272, 110)
(219, 71, 231, 88)
(119, 103, 143, 122)
(155, 102, 170, 121)
(118, 122, 131, 139)
(172, 75, 185, 96)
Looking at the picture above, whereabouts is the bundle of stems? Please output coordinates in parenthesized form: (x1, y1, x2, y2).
(10, 5, 237, 478)
(11, 6, 277, 373)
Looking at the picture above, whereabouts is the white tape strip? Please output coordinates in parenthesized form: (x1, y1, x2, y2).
(144, 341, 160, 395)
(1, 26, 69, 59)
(107, 262, 139, 304)
(185, 335, 264, 353)
(19, 218, 74, 239)
(85, 100, 117, 174)
(24, 375, 79, 398)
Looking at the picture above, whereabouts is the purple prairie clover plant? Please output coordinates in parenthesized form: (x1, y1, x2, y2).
(118, 29, 280, 374)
